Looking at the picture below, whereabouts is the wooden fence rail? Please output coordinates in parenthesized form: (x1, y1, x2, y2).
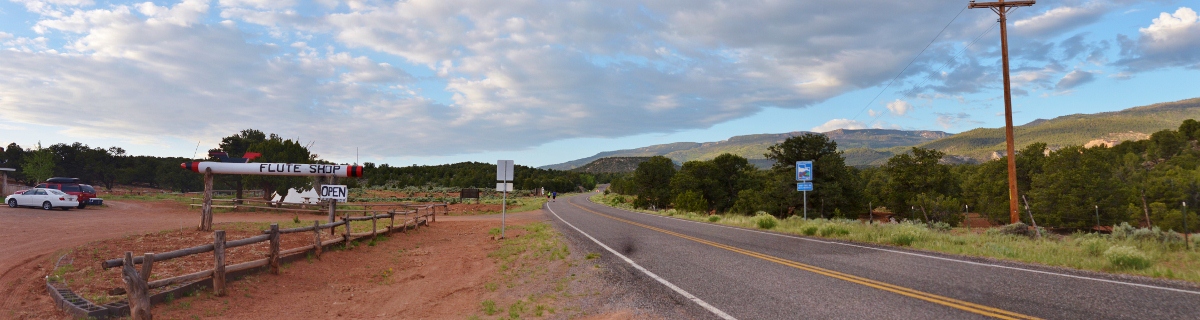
(98, 203, 447, 319)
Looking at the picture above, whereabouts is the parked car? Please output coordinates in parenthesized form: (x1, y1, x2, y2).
(6, 188, 79, 210)
(36, 177, 94, 209)
(80, 184, 103, 206)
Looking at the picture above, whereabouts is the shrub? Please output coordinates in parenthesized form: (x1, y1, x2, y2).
(930, 221, 952, 232)
(995, 222, 1033, 237)
(752, 212, 779, 229)
(891, 232, 919, 246)
(1104, 245, 1152, 270)
(801, 225, 818, 236)
(1112, 222, 1137, 240)
(1078, 238, 1109, 256)
(708, 215, 721, 222)
(673, 191, 708, 213)
(1132, 227, 1159, 242)
(818, 224, 850, 237)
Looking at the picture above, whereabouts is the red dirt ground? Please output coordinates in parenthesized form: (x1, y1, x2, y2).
(1, 199, 636, 319)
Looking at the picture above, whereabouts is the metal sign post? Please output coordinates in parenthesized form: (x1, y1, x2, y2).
(796, 161, 813, 219)
(497, 160, 514, 239)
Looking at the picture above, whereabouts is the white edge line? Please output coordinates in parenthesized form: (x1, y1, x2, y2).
(584, 197, 1200, 296)
(546, 203, 738, 320)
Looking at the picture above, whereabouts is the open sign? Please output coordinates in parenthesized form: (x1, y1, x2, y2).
(319, 185, 348, 202)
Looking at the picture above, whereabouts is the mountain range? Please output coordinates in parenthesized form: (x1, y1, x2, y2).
(540, 97, 1200, 171)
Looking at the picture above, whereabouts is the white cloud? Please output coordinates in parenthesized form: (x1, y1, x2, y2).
(867, 109, 880, 117)
(812, 119, 866, 132)
(885, 99, 911, 116)
(1014, 2, 1109, 38)
(935, 112, 979, 129)
(1119, 7, 1200, 71)
(1055, 69, 1097, 90)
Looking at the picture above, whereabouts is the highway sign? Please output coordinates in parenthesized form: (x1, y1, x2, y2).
(797, 182, 813, 191)
(796, 161, 813, 181)
(496, 160, 514, 181)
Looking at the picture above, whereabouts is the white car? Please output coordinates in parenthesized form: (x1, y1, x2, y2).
(6, 188, 79, 210)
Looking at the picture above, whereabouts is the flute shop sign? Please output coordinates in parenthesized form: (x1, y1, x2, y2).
(181, 162, 364, 177)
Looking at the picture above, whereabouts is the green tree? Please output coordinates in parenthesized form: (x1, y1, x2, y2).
(710, 153, 759, 212)
(1179, 119, 1200, 141)
(960, 159, 1009, 223)
(1029, 146, 1124, 228)
(215, 129, 267, 201)
(882, 147, 954, 220)
(670, 160, 721, 211)
(763, 133, 862, 218)
(673, 190, 708, 213)
(244, 134, 315, 200)
(632, 156, 675, 209)
(22, 145, 56, 184)
(1147, 129, 1185, 160)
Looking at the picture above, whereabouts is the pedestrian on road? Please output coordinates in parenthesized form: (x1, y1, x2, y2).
(552, 191, 557, 202)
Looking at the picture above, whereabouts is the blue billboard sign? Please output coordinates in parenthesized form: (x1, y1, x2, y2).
(796, 161, 813, 182)
(797, 182, 813, 191)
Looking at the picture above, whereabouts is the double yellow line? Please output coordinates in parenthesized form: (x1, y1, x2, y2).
(567, 201, 1040, 320)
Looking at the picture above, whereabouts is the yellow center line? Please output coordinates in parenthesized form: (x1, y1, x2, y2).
(567, 200, 1041, 320)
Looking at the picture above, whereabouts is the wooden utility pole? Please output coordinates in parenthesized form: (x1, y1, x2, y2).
(969, 0, 1034, 224)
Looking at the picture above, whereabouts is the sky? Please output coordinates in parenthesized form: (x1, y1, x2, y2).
(1, 0, 1198, 168)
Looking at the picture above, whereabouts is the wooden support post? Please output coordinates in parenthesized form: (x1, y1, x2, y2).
(328, 199, 337, 236)
(432, 206, 436, 223)
(343, 213, 351, 244)
(121, 252, 152, 320)
(213, 230, 227, 296)
(199, 168, 214, 231)
(140, 253, 154, 282)
(389, 210, 395, 233)
(268, 224, 280, 274)
(313, 220, 322, 260)
(371, 212, 377, 239)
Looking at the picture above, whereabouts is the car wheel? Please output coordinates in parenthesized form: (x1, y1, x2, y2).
(42, 202, 53, 210)
(7, 199, 15, 208)
(77, 203, 87, 209)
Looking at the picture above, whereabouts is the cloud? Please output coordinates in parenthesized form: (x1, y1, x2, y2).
(1013, 2, 1109, 38)
(935, 112, 979, 129)
(1055, 69, 1097, 90)
(812, 119, 866, 132)
(1118, 7, 1200, 71)
(885, 99, 911, 116)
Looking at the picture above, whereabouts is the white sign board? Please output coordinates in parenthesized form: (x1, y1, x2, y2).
(182, 162, 364, 177)
(318, 185, 348, 202)
(496, 183, 514, 192)
(496, 160, 514, 181)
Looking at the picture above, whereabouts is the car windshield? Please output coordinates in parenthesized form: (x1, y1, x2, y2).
(82, 185, 95, 193)
(48, 189, 66, 195)
(62, 185, 81, 192)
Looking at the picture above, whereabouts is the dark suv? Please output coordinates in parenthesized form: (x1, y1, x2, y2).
(35, 177, 98, 209)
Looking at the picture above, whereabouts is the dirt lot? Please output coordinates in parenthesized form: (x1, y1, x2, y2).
(0, 198, 643, 319)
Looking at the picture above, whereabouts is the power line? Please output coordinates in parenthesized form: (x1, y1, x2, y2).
(894, 21, 998, 103)
(850, 4, 968, 123)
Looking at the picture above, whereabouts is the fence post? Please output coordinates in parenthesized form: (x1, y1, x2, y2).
(371, 212, 378, 240)
(140, 253, 154, 283)
(389, 210, 395, 233)
(343, 213, 351, 244)
(432, 206, 436, 223)
(199, 168, 214, 231)
(269, 224, 280, 274)
(213, 230, 226, 296)
(121, 251, 151, 320)
(328, 199, 337, 236)
(313, 220, 322, 260)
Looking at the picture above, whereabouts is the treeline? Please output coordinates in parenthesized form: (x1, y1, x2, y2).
(359, 162, 603, 192)
(1, 129, 601, 196)
(608, 119, 1200, 232)
(1, 142, 198, 192)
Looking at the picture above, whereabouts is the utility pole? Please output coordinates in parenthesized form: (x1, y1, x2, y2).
(970, 0, 1034, 224)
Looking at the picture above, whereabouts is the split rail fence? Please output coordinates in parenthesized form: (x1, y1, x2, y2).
(66, 203, 448, 319)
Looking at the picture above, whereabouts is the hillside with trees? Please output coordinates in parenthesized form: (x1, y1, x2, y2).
(608, 118, 1200, 233)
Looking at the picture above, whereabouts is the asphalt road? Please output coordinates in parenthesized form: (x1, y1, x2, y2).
(545, 193, 1200, 320)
